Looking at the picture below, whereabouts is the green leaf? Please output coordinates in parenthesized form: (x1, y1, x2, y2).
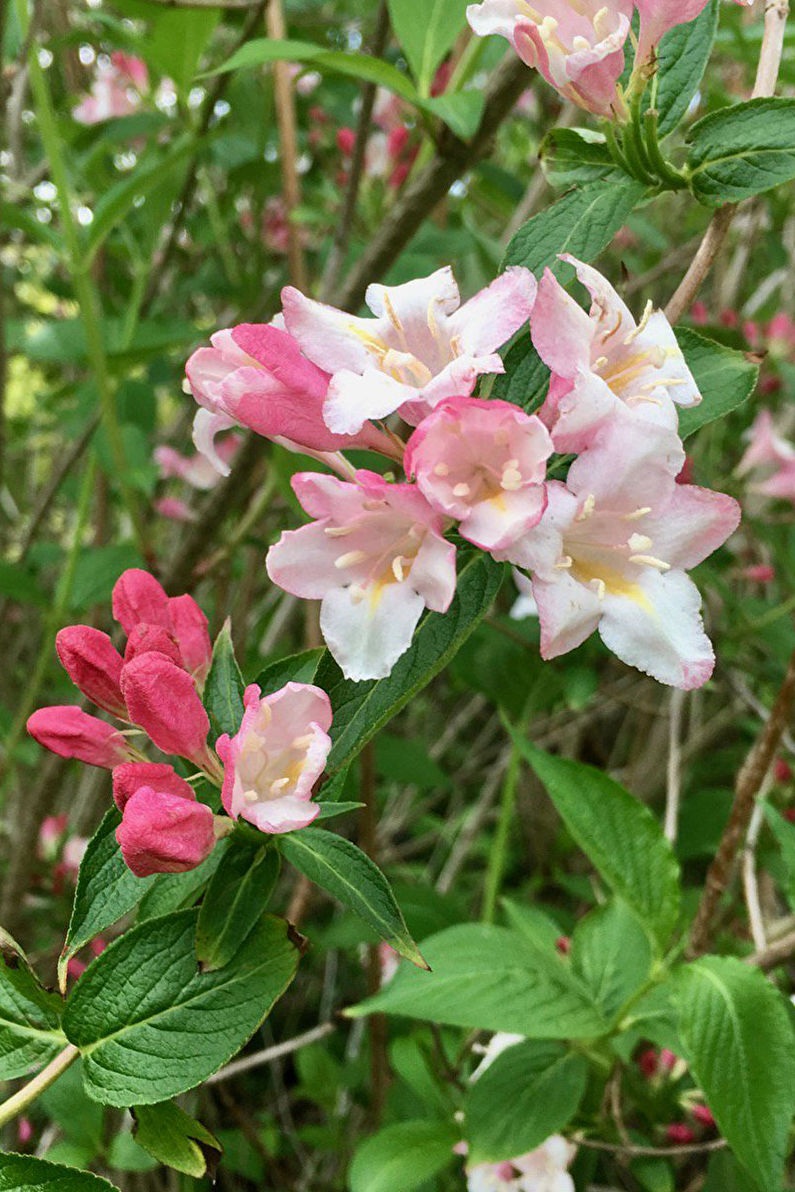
(0, 1154, 117, 1191)
(655, 0, 718, 138)
(349, 1119, 459, 1192)
(314, 800, 364, 820)
(196, 841, 280, 971)
(703, 1150, 764, 1192)
(387, 0, 467, 95)
(687, 98, 795, 206)
(488, 335, 550, 414)
(59, 808, 155, 992)
(570, 901, 653, 1023)
(762, 802, 795, 907)
(513, 740, 681, 948)
(136, 840, 229, 922)
(133, 1101, 222, 1179)
(63, 909, 299, 1106)
(502, 180, 646, 277)
(539, 127, 619, 188)
(423, 90, 485, 139)
(318, 554, 503, 775)
(279, 828, 424, 967)
(203, 620, 245, 739)
(118, 1, 220, 92)
(677, 327, 758, 438)
(675, 956, 795, 1190)
(465, 1040, 588, 1164)
(347, 923, 608, 1038)
(254, 647, 324, 696)
(0, 948, 65, 1079)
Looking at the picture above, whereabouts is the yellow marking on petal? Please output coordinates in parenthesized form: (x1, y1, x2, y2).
(571, 560, 654, 610)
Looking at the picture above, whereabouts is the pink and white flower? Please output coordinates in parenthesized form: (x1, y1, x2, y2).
(155, 438, 241, 491)
(280, 266, 537, 433)
(466, 1137, 576, 1192)
(736, 409, 795, 477)
(635, 1, 752, 71)
(266, 471, 456, 680)
(185, 323, 396, 476)
(533, 256, 701, 454)
(73, 53, 148, 125)
(405, 397, 552, 554)
(466, 0, 632, 118)
(503, 422, 740, 689)
(216, 682, 332, 833)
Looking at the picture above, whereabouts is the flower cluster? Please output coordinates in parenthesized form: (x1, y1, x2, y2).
(73, 52, 149, 125)
(466, 0, 752, 117)
(27, 570, 333, 877)
(186, 259, 739, 689)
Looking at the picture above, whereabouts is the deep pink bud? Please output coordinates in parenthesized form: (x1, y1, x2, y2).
(336, 126, 355, 155)
(112, 569, 170, 636)
(692, 1104, 716, 1128)
(774, 758, 792, 783)
(387, 124, 409, 159)
(27, 706, 134, 768)
(124, 623, 182, 668)
(637, 1048, 658, 1079)
(17, 1118, 33, 1146)
(55, 626, 126, 717)
(660, 1049, 677, 1071)
(555, 935, 571, 955)
(112, 761, 194, 811)
(168, 595, 212, 682)
(120, 653, 211, 768)
(116, 787, 215, 877)
(666, 1124, 695, 1146)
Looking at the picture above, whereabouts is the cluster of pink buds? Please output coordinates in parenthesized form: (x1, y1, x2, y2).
(465, 0, 752, 117)
(27, 570, 333, 877)
(186, 257, 739, 689)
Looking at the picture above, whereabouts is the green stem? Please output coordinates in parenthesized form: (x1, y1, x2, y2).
(602, 122, 635, 178)
(621, 100, 656, 185)
(643, 108, 688, 191)
(481, 744, 522, 924)
(0, 1044, 79, 1128)
(15, 0, 147, 555)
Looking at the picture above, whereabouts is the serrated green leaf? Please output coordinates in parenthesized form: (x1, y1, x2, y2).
(539, 127, 619, 188)
(63, 909, 299, 1106)
(348, 923, 608, 1038)
(196, 841, 280, 971)
(387, 0, 467, 95)
(465, 1039, 588, 1163)
(677, 327, 758, 438)
(0, 1154, 117, 1191)
(204, 620, 245, 739)
(280, 828, 424, 967)
(349, 1119, 459, 1192)
(502, 180, 646, 277)
(318, 554, 503, 775)
(254, 646, 324, 696)
(513, 739, 681, 948)
(0, 950, 65, 1079)
(675, 956, 795, 1190)
(570, 901, 653, 1022)
(688, 97, 795, 205)
(136, 841, 229, 923)
(133, 1101, 222, 1179)
(654, 0, 718, 138)
(489, 335, 550, 413)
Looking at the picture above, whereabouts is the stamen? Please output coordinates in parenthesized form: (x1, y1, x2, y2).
(601, 310, 623, 342)
(624, 300, 654, 344)
(592, 355, 608, 371)
(628, 533, 653, 552)
(434, 462, 450, 477)
(590, 578, 606, 599)
(576, 493, 596, 521)
(626, 393, 663, 407)
(335, 550, 368, 569)
(325, 524, 354, 537)
(629, 554, 670, 571)
(572, 35, 590, 51)
(624, 506, 652, 521)
(501, 468, 523, 491)
(382, 291, 404, 335)
(452, 482, 471, 498)
(270, 777, 290, 794)
(362, 499, 386, 512)
(392, 555, 405, 582)
(554, 555, 573, 570)
(292, 734, 315, 749)
(243, 789, 259, 805)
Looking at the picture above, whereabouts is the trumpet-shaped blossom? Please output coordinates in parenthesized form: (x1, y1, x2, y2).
(120, 653, 215, 772)
(55, 627, 126, 717)
(216, 683, 332, 833)
(112, 569, 211, 683)
(405, 397, 552, 553)
(267, 471, 456, 680)
(116, 786, 215, 877)
(27, 706, 135, 769)
(112, 761, 194, 811)
(466, 1137, 576, 1192)
(281, 266, 536, 433)
(533, 257, 700, 454)
(466, 1, 632, 118)
(635, 2, 751, 70)
(736, 409, 795, 476)
(185, 323, 395, 475)
(503, 422, 740, 689)
(155, 438, 241, 491)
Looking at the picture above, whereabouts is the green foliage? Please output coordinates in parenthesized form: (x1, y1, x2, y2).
(677, 327, 759, 438)
(195, 840, 280, 971)
(0, 948, 65, 1079)
(348, 1120, 459, 1192)
(570, 901, 654, 1023)
(0, 1154, 117, 1191)
(539, 128, 618, 188)
(254, 647, 324, 695)
(654, 0, 719, 138)
(133, 1101, 222, 1178)
(688, 98, 795, 205)
(63, 910, 299, 1105)
(280, 828, 424, 966)
(204, 620, 245, 740)
(387, 0, 467, 96)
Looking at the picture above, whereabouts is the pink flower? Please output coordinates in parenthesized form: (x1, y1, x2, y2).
(741, 564, 775, 584)
(660, 1048, 678, 1071)
(378, 942, 400, 986)
(266, 471, 457, 680)
(185, 323, 395, 476)
(155, 497, 196, 523)
(337, 127, 356, 155)
(466, 1136, 576, 1192)
(504, 421, 740, 689)
(112, 569, 211, 683)
(666, 1123, 695, 1146)
(38, 814, 68, 861)
(17, 1118, 33, 1146)
(111, 52, 149, 91)
(405, 397, 552, 553)
(155, 440, 240, 490)
(281, 265, 537, 433)
(774, 758, 792, 783)
(216, 682, 332, 833)
(116, 786, 215, 877)
(112, 761, 194, 811)
(73, 55, 147, 125)
(27, 706, 134, 769)
(466, 1, 632, 118)
(120, 653, 214, 771)
(692, 1104, 716, 1129)
(635, 2, 750, 71)
(637, 1048, 659, 1079)
(55, 626, 126, 717)
(736, 410, 795, 477)
(532, 256, 701, 454)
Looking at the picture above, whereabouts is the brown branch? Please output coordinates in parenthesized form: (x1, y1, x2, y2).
(576, 1136, 727, 1160)
(266, 0, 308, 291)
(688, 645, 795, 958)
(335, 53, 528, 312)
(746, 927, 795, 971)
(664, 0, 789, 323)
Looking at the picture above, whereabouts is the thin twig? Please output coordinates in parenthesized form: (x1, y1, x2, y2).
(0, 1044, 79, 1128)
(266, 0, 308, 291)
(206, 1023, 336, 1083)
(742, 778, 772, 953)
(575, 1135, 727, 1159)
(664, 689, 685, 843)
(746, 926, 795, 970)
